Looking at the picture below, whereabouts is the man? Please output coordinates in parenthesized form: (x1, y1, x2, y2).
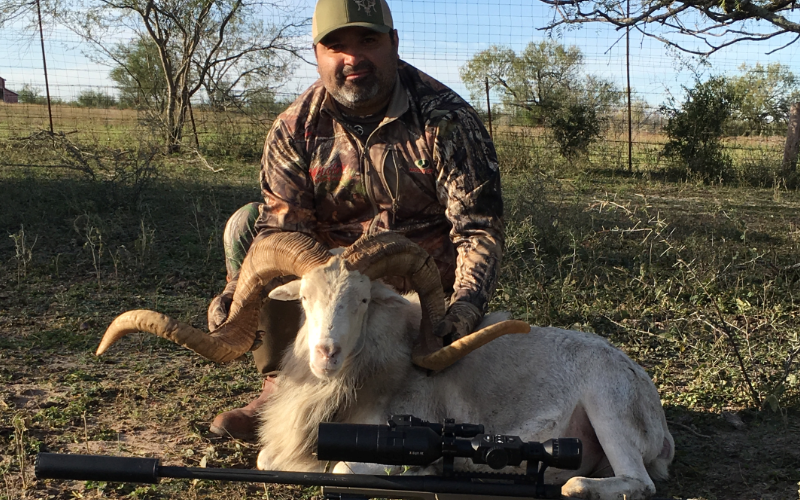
(208, 0, 504, 440)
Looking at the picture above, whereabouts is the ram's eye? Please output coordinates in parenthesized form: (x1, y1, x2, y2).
(362, 298, 368, 304)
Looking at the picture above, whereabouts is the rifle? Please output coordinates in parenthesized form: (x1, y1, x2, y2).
(35, 414, 582, 500)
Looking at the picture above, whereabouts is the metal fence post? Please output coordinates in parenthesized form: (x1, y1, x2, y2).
(36, 0, 54, 135)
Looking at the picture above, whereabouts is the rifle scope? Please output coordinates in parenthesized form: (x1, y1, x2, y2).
(317, 415, 582, 471)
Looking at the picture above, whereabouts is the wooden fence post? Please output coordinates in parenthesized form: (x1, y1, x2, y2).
(783, 102, 800, 177)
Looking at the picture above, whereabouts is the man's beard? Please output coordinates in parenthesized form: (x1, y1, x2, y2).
(329, 60, 395, 112)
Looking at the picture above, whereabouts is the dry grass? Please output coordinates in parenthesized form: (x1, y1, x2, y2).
(0, 103, 140, 137)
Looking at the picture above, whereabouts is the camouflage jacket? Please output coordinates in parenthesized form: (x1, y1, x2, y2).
(253, 60, 504, 312)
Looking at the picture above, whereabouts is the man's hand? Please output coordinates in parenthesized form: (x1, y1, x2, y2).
(436, 301, 483, 345)
(208, 279, 238, 331)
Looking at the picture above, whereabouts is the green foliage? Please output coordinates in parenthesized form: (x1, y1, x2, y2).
(17, 84, 46, 105)
(726, 63, 800, 136)
(460, 40, 620, 160)
(197, 90, 289, 160)
(661, 76, 736, 182)
(76, 89, 118, 108)
(461, 41, 584, 123)
(108, 36, 167, 111)
(548, 101, 603, 159)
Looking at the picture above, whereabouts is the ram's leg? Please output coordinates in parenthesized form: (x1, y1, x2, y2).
(562, 475, 655, 500)
(560, 372, 663, 499)
(561, 415, 654, 499)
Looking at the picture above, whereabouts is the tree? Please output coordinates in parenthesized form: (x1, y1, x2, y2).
(461, 41, 579, 124)
(727, 63, 800, 135)
(538, 0, 800, 55)
(60, 0, 306, 152)
(460, 40, 621, 158)
(0, 0, 56, 28)
(17, 84, 46, 104)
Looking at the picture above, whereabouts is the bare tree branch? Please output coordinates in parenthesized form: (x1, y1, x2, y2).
(50, 0, 307, 151)
(538, 0, 799, 55)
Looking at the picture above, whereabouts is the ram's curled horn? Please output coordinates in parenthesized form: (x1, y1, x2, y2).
(341, 231, 528, 371)
(414, 319, 531, 371)
(97, 232, 332, 363)
(341, 231, 447, 343)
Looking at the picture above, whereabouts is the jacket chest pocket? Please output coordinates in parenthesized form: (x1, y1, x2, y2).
(308, 138, 364, 195)
(308, 139, 370, 222)
(373, 141, 438, 219)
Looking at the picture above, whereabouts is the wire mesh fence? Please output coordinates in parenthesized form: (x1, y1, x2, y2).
(1, 0, 798, 177)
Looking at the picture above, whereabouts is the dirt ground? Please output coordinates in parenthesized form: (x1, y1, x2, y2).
(1, 328, 799, 500)
(2, 163, 800, 499)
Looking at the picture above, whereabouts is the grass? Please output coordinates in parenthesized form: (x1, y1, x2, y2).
(0, 103, 275, 162)
(1, 125, 800, 499)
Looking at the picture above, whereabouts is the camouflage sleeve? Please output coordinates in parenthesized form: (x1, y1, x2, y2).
(434, 106, 505, 313)
(253, 118, 318, 242)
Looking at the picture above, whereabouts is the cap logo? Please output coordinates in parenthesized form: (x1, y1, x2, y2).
(354, 0, 377, 14)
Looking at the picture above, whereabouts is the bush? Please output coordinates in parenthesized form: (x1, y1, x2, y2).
(4, 131, 160, 208)
(546, 101, 604, 160)
(76, 89, 118, 109)
(661, 76, 737, 182)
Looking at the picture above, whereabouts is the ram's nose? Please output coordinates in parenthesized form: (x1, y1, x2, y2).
(315, 343, 341, 362)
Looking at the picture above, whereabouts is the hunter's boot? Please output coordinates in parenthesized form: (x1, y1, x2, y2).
(209, 298, 300, 440)
(209, 375, 277, 440)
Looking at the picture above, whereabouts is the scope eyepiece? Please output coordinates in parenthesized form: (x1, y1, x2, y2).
(542, 438, 583, 470)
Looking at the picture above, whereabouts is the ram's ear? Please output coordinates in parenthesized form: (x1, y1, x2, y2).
(269, 280, 302, 301)
(370, 282, 408, 307)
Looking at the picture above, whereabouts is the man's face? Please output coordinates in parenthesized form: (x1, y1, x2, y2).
(315, 26, 399, 115)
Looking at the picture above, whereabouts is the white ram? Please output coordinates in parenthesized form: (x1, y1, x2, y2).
(98, 231, 674, 500)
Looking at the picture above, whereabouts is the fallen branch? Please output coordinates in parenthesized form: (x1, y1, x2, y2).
(666, 420, 712, 439)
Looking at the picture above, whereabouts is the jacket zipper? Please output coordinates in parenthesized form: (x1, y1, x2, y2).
(357, 136, 381, 236)
(359, 117, 401, 235)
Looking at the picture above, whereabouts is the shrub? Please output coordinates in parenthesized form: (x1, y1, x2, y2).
(661, 76, 737, 182)
(546, 101, 604, 160)
(76, 90, 118, 109)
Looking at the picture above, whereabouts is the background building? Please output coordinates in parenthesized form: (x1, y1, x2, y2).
(1, 77, 19, 103)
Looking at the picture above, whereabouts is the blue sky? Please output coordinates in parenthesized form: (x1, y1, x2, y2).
(1, 0, 799, 107)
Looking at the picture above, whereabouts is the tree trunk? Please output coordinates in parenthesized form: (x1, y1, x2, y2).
(783, 102, 800, 177)
(165, 89, 187, 154)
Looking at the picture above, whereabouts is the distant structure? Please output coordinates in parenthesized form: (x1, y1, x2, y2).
(1, 77, 19, 104)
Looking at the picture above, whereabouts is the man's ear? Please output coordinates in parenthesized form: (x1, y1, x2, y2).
(269, 280, 302, 301)
(391, 29, 399, 51)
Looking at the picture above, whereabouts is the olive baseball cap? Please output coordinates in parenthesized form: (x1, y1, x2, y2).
(312, 0, 394, 44)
